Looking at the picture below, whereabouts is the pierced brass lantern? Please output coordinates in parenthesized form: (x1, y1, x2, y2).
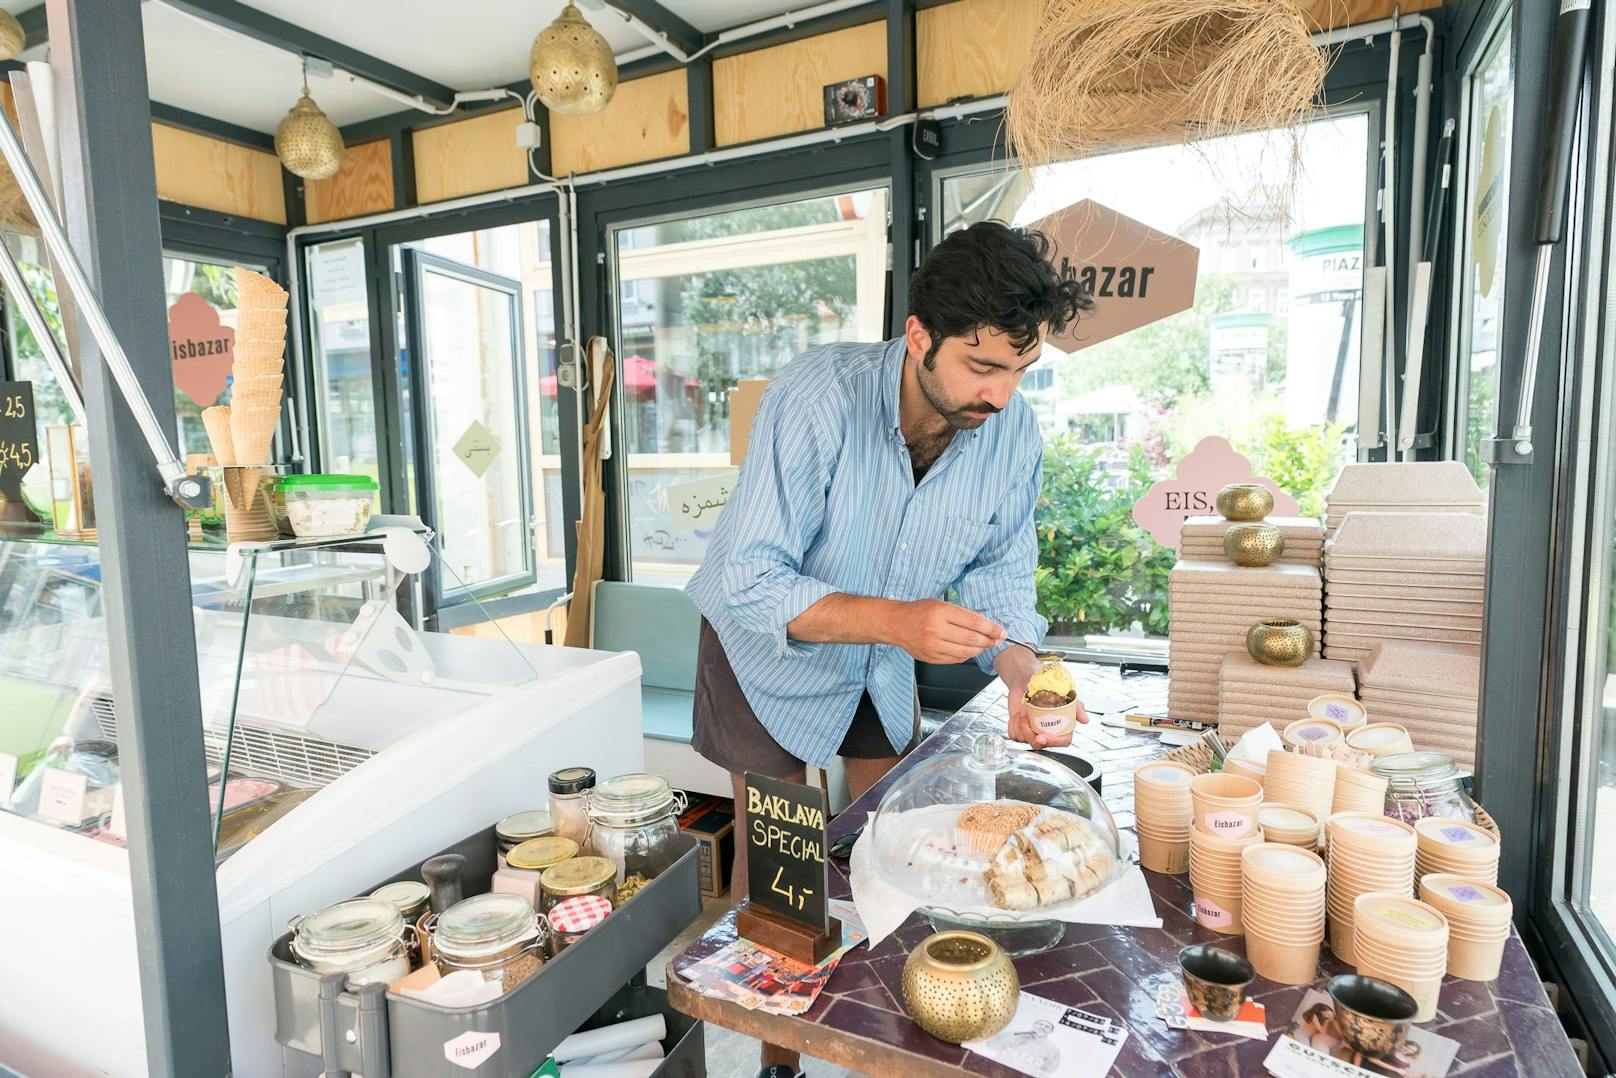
(530, 2, 618, 116)
(275, 89, 345, 181)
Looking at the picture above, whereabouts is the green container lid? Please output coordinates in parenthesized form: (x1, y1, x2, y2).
(272, 474, 379, 493)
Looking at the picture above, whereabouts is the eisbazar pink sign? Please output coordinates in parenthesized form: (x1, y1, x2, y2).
(1131, 436, 1299, 550)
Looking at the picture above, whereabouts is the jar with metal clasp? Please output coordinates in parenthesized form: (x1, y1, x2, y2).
(290, 897, 411, 988)
(369, 880, 431, 969)
(583, 772, 687, 899)
(1372, 751, 1477, 826)
(431, 892, 545, 993)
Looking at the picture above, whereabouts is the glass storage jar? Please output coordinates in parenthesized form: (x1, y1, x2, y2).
(540, 855, 618, 914)
(432, 893, 544, 993)
(291, 897, 411, 987)
(495, 836, 578, 905)
(495, 809, 555, 863)
(584, 772, 687, 897)
(548, 767, 597, 846)
(547, 894, 612, 956)
(1372, 751, 1477, 825)
(370, 880, 431, 968)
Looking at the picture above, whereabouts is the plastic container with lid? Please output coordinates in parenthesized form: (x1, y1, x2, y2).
(431, 893, 544, 992)
(290, 897, 410, 987)
(266, 474, 378, 538)
(1372, 751, 1476, 826)
(866, 731, 1123, 955)
(584, 772, 687, 898)
(370, 880, 431, 968)
(548, 766, 597, 846)
(540, 854, 618, 914)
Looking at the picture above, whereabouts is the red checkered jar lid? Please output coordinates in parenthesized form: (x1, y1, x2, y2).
(549, 894, 612, 933)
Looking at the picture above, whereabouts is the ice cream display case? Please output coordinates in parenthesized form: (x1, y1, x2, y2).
(0, 523, 648, 1077)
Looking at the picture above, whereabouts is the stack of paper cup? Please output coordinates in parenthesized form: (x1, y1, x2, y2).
(1352, 893, 1450, 1020)
(1414, 818, 1500, 885)
(1325, 813, 1418, 962)
(1263, 749, 1337, 820)
(1332, 765, 1391, 815)
(1307, 692, 1367, 732)
(1223, 755, 1266, 786)
(1189, 824, 1263, 933)
(1189, 773, 1263, 840)
(1241, 843, 1327, 984)
(1346, 722, 1415, 758)
(1283, 717, 1343, 756)
(1420, 874, 1512, 981)
(1134, 761, 1197, 874)
(1258, 803, 1321, 848)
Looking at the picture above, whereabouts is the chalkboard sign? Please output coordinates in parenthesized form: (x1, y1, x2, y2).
(744, 772, 831, 933)
(0, 381, 38, 504)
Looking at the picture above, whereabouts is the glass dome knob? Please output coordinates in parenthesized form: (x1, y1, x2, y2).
(968, 732, 1010, 772)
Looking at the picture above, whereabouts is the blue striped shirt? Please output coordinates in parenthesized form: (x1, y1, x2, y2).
(685, 337, 1047, 768)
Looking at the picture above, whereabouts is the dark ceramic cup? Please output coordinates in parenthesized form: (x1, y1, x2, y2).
(1328, 974, 1419, 1059)
(1178, 944, 1255, 1021)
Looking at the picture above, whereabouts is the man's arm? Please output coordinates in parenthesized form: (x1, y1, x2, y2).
(788, 593, 1007, 665)
(955, 451, 1083, 747)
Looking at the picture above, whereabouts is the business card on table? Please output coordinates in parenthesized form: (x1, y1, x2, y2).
(963, 992, 1127, 1077)
(1153, 983, 1267, 1039)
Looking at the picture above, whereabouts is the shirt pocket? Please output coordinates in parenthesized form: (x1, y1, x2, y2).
(932, 516, 998, 590)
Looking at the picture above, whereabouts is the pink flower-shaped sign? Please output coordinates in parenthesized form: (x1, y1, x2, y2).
(1132, 436, 1300, 549)
(168, 292, 235, 407)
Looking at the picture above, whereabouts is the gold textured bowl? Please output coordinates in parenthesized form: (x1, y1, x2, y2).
(1216, 483, 1274, 522)
(1224, 523, 1286, 566)
(901, 931, 1019, 1044)
(1247, 618, 1313, 667)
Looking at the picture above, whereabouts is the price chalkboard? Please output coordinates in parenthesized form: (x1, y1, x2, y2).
(743, 772, 832, 933)
(0, 381, 38, 504)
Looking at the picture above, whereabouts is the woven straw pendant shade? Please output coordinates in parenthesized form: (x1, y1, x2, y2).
(0, 9, 23, 61)
(275, 89, 346, 180)
(530, 2, 617, 116)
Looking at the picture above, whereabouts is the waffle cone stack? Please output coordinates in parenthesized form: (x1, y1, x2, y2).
(228, 267, 288, 466)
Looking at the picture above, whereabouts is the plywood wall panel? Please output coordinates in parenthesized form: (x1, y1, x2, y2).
(918, 0, 1442, 107)
(918, 0, 1040, 107)
(304, 139, 393, 224)
(714, 21, 887, 146)
(550, 69, 690, 174)
(412, 107, 529, 203)
(150, 123, 286, 224)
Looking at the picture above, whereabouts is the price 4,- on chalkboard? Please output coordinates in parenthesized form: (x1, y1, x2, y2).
(736, 772, 842, 964)
(0, 381, 38, 503)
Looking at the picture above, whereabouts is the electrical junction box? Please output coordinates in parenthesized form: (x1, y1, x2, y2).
(515, 122, 543, 150)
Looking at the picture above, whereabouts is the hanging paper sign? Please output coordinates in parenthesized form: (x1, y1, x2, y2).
(1131, 436, 1300, 549)
(1029, 199, 1199, 351)
(664, 471, 738, 535)
(168, 292, 235, 407)
(0, 380, 37, 508)
(451, 419, 502, 479)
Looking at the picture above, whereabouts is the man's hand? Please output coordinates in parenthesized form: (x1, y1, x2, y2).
(996, 646, 1088, 748)
(883, 599, 1007, 664)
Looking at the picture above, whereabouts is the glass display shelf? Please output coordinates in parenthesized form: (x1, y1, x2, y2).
(0, 517, 540, 863)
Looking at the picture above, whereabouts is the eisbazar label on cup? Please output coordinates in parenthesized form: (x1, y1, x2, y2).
(1207, 811, 1254, 837)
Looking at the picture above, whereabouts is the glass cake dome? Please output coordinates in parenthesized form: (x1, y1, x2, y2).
(867, 732, 1124, 954)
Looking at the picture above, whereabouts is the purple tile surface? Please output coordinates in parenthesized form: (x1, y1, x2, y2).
(669, 672, 1579, 1076)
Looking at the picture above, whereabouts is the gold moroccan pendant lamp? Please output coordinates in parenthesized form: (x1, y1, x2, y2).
(275, 59, 346, 181)
(530, 2, 618, 116)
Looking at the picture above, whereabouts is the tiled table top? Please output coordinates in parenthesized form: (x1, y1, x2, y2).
(668, 668, 1579, 1077)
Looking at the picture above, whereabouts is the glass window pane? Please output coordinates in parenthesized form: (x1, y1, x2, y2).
(941, 113, 1370, 645)
(614, 187, 889, 582)
(163, 254, 246, 461)
(416, 266, 528, 590)
(307, 237, 378, 480)
(1457, 16, 1513, 488)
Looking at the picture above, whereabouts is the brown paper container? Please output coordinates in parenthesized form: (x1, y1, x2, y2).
(1191, 883, 1243, 933)
(1257, 804, 1320, 846)
(1245, 930, 1320, 984)
(1283, 718, 1343, 752)
(1419, 875, 1513, 923)
(1446, 933, 1507, 980)
(1223, 758, 1266, 786)
(1134, 760, 1198, 795)
(1138, 832, 1190, 874)
(1189, 773, 1262, 839)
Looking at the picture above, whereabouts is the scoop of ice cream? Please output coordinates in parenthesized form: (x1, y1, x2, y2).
(1027, 689, 1072, 709)
(1027, 662, 1074, 701)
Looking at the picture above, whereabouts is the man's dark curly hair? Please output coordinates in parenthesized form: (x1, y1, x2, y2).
(908, 220, 1093, 366)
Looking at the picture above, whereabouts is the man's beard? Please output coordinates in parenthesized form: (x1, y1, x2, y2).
(917, 360, 1000, 430)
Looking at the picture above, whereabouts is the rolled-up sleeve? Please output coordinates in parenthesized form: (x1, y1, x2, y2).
(716, 384, 837, 657)
(956, 447, 1048, 674)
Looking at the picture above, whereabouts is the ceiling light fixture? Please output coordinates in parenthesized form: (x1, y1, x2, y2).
(275, 57, 346, 180)
(530, 2, 618, 117)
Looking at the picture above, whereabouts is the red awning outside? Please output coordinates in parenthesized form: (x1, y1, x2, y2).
(541, 354, 700, 395)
